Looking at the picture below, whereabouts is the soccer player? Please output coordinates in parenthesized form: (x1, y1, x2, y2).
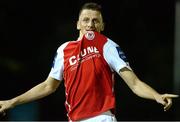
(0, 2, 178, 122)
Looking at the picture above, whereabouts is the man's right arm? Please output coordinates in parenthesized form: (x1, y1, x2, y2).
(0, 77, 61, 114)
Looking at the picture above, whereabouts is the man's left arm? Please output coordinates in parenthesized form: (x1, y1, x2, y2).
(119, 67, 179, 111)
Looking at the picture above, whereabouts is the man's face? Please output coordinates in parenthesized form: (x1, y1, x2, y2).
(77, 9, 104, 36)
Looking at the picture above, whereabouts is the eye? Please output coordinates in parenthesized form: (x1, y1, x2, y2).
(93, 19, 100, 24)
(82, 18, 89, 23)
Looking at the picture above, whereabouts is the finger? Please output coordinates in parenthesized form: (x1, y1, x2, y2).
(155, 96, 166, 105)
(2, 111, 6, 116)
(0, 107, 5, 113)
(163, 94, 179, 98)
(164, 98, 172, 111)
(0, 110, 6, 118)
(159, 99, 166, 106)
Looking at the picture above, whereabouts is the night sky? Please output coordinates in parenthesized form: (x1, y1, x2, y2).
(0, 0, 179, 121)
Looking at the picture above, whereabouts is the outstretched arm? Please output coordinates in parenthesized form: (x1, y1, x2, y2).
(0, 77, 61, 114)
(119, 67, 179, 111)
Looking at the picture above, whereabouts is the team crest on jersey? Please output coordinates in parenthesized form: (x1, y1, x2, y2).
(85, 31, 95, 40)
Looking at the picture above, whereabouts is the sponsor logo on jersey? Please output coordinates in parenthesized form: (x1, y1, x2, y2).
(69, 46, 99, 66)
(116, 46, 128, 62)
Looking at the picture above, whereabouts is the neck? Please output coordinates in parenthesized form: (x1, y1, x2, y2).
(77, 31, 83, 41)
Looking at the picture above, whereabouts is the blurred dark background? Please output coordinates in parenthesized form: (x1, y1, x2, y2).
(0, 0, 179, 121)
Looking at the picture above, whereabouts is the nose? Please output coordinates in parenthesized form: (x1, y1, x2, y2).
(87, 20, 94, 28)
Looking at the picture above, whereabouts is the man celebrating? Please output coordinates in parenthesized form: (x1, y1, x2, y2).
(0, 2, 178, 122)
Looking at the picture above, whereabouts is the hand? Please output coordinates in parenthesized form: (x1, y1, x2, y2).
(0, 100, 13, 116)
(154, 94, 179, 111)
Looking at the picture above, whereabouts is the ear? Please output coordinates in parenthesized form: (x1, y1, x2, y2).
(77, 21, 80, 30)
(100, 22, 105, 31)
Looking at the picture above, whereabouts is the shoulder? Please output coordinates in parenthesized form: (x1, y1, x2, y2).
(57, 41, 70, 52)
(104, 38, 119, 48)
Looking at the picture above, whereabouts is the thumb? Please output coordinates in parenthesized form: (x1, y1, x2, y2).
(0, 107, 6, 117)
(154, 95, 167, 105)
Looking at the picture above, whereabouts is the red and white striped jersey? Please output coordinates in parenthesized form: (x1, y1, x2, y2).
(49, 31, 131, 121)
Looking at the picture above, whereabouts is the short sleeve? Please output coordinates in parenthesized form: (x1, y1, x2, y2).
(103, 38, 131, 73)
(48, 42, 69, 81)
